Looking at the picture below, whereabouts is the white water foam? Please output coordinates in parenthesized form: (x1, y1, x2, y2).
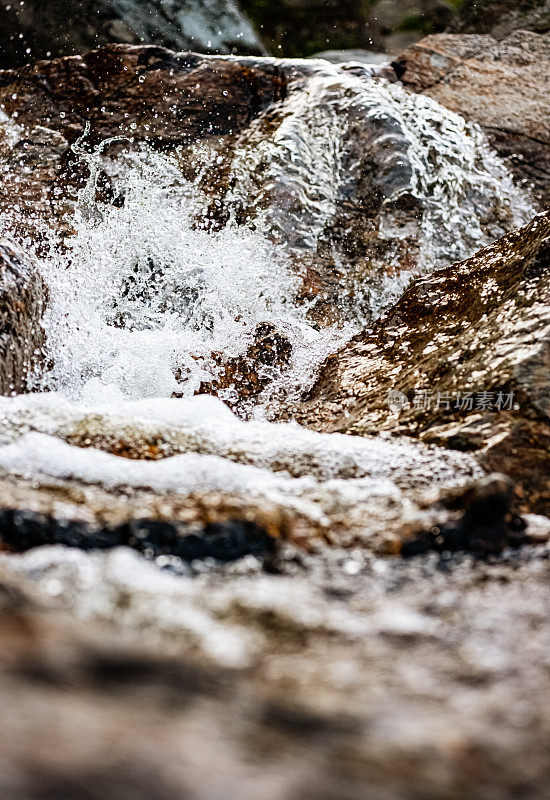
(32, 149, 349, 406)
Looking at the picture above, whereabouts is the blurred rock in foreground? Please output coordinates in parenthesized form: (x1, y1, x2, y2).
(0, 538, 549, 800)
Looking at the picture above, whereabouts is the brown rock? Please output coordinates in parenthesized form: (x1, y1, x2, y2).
(289, 212, 550, 513)
(0, 239, 45, 394)
(393, 30, 550, 205)
(197, 322, 293, 409)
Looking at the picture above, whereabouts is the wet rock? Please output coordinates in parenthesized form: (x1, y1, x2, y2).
(0, 238, 45, 394)
(0, 0, 267, 68)
(0, 44, 287, 255)
(0, 45, 286, 151)
(197, 322, 293, 408)
(0, 472, 299, 551)
(290, 212, 550, 513)
(392, 30, 550, 205)
(0, 507, 276, 562)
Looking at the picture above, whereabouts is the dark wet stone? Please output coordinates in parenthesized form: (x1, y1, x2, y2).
(197, 322, 293, 408)
(0, 508, 276, 562)
(402, 475, 528, 556)
(0, 45, 287, 148)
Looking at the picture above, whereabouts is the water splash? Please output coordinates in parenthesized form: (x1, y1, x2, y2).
(36, 146, 349, 406)
(0, 59, 534, 414)
(227, 63, 533, 321)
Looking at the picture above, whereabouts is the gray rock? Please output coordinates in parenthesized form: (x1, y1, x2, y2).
(0, 0, 267, 67)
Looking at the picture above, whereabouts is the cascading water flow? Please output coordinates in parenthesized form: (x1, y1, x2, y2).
(0, 57, 535, 534)
(25, 61, 532, 409)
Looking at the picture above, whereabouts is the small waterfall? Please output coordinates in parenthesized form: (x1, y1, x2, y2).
(0, 57, 534, 525)
(14, 60, 531, 412)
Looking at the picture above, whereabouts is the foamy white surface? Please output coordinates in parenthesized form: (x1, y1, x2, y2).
(0, 393, 483, 526)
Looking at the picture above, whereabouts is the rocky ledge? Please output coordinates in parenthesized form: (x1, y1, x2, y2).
(290, 212, 550, 514)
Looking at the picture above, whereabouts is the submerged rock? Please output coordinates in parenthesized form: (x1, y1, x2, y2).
(290, 212, 550, 513)
(393, 30, 550, 205)
(0, 0, 267, 67)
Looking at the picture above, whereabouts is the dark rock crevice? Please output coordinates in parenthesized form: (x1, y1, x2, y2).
(0, 507, 277, 563)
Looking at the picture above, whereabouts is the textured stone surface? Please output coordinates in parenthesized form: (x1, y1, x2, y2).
(0, 44, 288, 254)
(0, 239, 45, 394)
(0, 0, 267, 67)
(0, 537, 549, 800)
(393, 30, 550, 205)
(289, 213, 550, 513)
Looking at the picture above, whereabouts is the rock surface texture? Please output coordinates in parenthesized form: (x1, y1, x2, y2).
(0, 0, 267, 66)
(291, 213, 550, 514)
(392, 30, 550, 206)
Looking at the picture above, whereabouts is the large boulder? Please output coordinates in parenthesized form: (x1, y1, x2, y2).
(392, 30, 550, 206)
(0, 0, 267, 67)
(290, 212, 550, 513)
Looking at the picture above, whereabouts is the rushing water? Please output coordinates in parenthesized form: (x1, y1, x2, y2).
(0, 58, 534, 538)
